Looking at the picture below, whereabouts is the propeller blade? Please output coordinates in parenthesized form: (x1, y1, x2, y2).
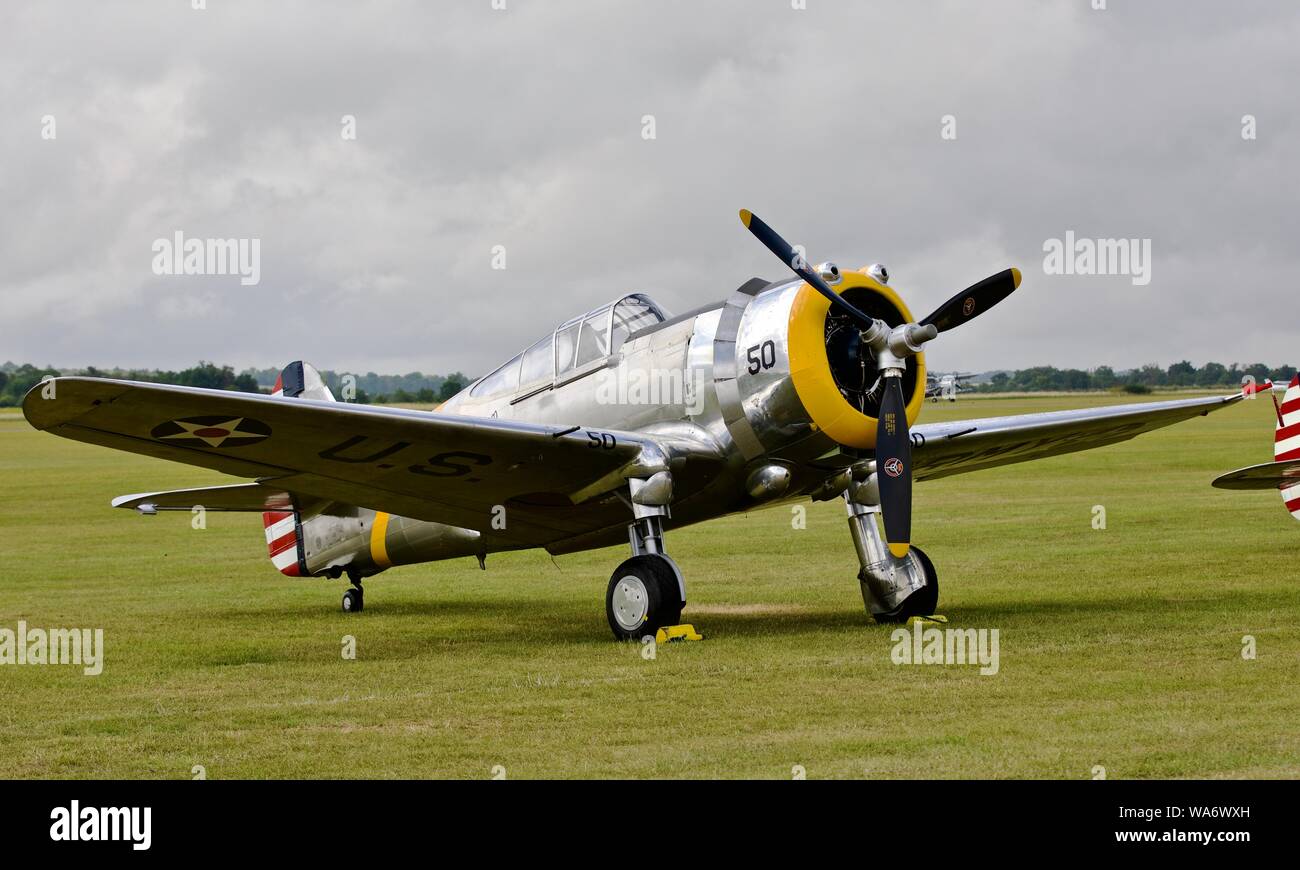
(919, 268, 1022, 334)
(876, 375, 912, 558)
(739, 209, 877, 329)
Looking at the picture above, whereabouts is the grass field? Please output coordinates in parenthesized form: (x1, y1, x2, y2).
(2, 393, 1297, 779)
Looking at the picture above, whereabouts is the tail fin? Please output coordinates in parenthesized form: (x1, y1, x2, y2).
(262, 510, 307, 576)
(272, 361, 336, 402)
(1275, 375, 1300, 519)
(267, 363, 332, 574)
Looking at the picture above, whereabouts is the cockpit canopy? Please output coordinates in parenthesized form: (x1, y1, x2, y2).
(468, 293, 668, 400)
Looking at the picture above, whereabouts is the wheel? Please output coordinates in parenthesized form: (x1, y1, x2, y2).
(342, 587, 364, 613)
(904, 546, 939, 616)
(605, 555, 683, 641)
(870, 545, 938, 623)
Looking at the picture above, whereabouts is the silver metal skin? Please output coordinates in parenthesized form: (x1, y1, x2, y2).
(867, 263, 889, 285)
(815, 262, 842, 285)
(630, 470, 673, 506)
(847, 473, 878, 506)
(746, 464, 792, 499)
(25, 271, 1247, 629)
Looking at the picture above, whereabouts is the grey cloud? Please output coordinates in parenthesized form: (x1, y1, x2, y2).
(1, 0, 1297, 377)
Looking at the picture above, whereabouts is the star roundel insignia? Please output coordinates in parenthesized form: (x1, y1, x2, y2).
(150, 415, 272, 448)
(882, 456, 904, 478)
(962, 297, 976, 316)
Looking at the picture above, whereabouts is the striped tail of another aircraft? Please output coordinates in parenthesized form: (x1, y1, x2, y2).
(1211, 374, 1300, 520)
(1274, 375, 1300, 520)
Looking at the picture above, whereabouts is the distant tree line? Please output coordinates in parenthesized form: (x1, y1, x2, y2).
(239, 367, 468, 404)
(4, 358, 1286, 408)
(977, 361, 1294, 394)
(0, 361, 471, 407)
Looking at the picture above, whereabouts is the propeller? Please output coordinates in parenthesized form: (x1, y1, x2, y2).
(739, 209, 1022, 559)
(739, 209, 878, 329)
(919, 268, 1022, 334)
(875, 372, 912, 557)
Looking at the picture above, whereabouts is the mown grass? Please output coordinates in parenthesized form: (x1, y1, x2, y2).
(0, 394, 1296, 779)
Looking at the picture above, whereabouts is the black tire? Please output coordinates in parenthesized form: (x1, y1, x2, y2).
(605, 555, 683, 641)
(870, 545, 938, 623)
(342, 587, 364, 613)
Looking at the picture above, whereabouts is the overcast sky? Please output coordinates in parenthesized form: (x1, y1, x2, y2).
(2, 0, 1297, 377)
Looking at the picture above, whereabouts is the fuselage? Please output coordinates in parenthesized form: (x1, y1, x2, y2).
(293, 267, 929, 577)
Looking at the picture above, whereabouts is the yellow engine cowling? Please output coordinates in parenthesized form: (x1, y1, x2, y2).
(785, 267, 925, 449)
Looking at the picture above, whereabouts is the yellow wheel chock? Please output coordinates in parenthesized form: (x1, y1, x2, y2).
(655, 624, 704, 643)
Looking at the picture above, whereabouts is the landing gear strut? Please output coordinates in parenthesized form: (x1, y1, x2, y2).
(845, 478, 938, 622)
(606, 472, 685, 640)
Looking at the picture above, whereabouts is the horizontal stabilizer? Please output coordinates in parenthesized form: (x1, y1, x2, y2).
(1211, 459, 1300, 491)
(111, 482, 314, 513)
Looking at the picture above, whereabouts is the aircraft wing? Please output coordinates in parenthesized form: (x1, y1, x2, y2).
(24, 377, 703, 545)
(910, 392, 1244, 481)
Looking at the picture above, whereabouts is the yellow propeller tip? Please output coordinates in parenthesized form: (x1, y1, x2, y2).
(888, 542, 911, 559)
(1010, 267, 1022, 288)
(738, 209, 753, 227)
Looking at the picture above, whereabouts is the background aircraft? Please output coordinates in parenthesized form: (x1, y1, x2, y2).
(1214, 375, 1300, 521)
(23, 213, 1247, 639)
(926, 372, 978, 402)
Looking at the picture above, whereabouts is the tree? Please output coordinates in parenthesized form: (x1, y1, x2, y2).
(1061, 368, 1091, 390)
(1133, 364, 1166, 387)
(438, 372, 468, 402)
(233, 373, 262, 393)
(1196, 362, 1226, 386)
(1268, 365, 1295, 384)
(1166, 360, 1196, 386)
(1243, 363, 1271, 386)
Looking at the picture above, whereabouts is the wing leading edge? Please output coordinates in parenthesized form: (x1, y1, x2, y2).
(910, 392, 1244, 481)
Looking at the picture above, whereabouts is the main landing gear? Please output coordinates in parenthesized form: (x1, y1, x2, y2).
(606, 555, 682, 640)
(844, 474, 939, 623)
(341, 573, 364, 613)
(605, 472, 686, 640)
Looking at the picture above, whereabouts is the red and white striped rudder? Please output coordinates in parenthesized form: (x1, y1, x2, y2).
(1275, 375, 1300, 520)
(262, 510, 307, 576)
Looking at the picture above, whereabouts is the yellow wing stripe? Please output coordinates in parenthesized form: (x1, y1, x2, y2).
(370, 511, 392, 568)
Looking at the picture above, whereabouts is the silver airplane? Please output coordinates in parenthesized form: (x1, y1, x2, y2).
(23, 212, 1247, 639)
(926, 371, 978, 402)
